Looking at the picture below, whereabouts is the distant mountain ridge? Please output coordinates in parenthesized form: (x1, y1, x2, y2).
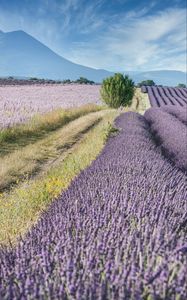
(0, 30, 186, 86)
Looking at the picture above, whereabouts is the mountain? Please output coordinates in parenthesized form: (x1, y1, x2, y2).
(0, 30, 186, 85)
(0, 30, 112, 82)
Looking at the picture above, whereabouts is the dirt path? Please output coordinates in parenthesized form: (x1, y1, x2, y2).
(0, 111, 107, 192)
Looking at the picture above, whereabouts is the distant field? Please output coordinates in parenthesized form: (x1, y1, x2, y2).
(0, 84, 101, 128)
(142, 86, 187, 107)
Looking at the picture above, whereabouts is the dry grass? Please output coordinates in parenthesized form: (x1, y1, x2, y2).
(130, 88, 150, 114)
(0, 110, 117, 245)
(0, 104, 102, 156)
(114, 88, 150, 115)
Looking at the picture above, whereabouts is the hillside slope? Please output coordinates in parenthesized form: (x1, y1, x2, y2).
(0, 30, 112, 82)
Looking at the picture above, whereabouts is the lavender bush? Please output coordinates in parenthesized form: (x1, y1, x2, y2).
(0, 84, 101, 128)
(163, 105, 187, 125)
(145, 108, 187, 171)
(140, 86, 147, 93)
(0, 112, 186, 299)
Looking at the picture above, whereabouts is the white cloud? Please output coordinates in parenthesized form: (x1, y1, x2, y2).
(0, 4, 186, 72)
(63, 8, 186, 72)
(0, 7, 61, 51)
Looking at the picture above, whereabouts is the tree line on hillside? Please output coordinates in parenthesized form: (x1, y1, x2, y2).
(137, 80, 186, 88)
(1, 76, 185, 88)
(0, 77, 96, 86)
(50, 77, 95, 85)
(1, 73, 185, 110)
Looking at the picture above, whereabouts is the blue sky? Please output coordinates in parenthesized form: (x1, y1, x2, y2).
(0, 0, 186, 71)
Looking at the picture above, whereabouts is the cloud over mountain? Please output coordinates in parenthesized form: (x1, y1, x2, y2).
(0, 30, 186, 85)
(0, 0, 186, 72)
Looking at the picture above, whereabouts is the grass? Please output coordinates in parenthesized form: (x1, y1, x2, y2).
(114, 88, 150, 115)
(0, 110, 118, 245)
(0, 104, 102, 156)
(130, 88, 150, 114)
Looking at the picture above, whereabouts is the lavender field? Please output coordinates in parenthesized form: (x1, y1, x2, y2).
(141, 86, 187, 107)
(145, 107, 187, 171)
(0, 84, 101, 128)
(0, 112, 186, 299)
(0, 83, 186, 299)
(1, 0, 186, 298)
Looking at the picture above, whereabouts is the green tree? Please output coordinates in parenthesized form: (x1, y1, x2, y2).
(138, 80, 155, 87)
(62, 79, 71, 84)
(75, 77, 94, 84)
(100, 73, 134, 108)
(177, 83, 186, 88)
(30, 77, 38, 81)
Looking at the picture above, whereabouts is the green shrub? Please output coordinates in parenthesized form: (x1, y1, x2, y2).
(100, 73, 134, 108)
(138, 80, 155, 87)
(29, 77, 38, 81)
(75, 77, 95, 84)
(177, 83, 186, 88)
(62, 79, 71, 84)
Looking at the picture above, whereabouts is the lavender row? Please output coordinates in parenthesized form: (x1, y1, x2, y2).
(1, 112, 186, 299)
(163, 105, 187, 125)
(141, 86, 187, 107)
(144, 108, 187, 171)
(146, 86, 159, 107)
(140, 85, 147, 93)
